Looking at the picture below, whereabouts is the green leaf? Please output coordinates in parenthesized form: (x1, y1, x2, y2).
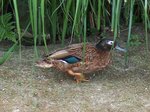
(0, 13, 16, 42)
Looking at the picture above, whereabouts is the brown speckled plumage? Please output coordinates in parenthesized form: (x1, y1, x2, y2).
(46, 43, 111, 73)
(36, 39, 126, 83)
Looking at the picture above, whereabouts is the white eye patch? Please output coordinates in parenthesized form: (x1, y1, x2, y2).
(107, 41, 114, 45)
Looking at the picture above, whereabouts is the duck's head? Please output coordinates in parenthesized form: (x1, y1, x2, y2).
(96, 38, 127, 52)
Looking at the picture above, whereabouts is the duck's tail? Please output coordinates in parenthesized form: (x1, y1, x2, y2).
(35, 60, 53, 68)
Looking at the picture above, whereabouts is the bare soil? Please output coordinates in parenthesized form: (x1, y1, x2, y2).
(0, 26, 150, 112)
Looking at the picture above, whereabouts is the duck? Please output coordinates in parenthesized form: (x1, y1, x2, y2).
(35, 38, 126, 83)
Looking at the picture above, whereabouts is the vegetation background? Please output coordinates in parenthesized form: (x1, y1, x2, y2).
(0, 0, 149, 63)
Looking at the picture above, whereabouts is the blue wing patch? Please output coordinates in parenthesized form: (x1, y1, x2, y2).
(61, 56, 81, 64)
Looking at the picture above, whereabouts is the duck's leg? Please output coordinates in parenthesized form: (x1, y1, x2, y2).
(74, 73, 89, 83)
(67, 70, 89, 83)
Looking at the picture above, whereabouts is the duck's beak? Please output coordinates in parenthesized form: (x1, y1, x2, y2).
(115, 44, 127, 52)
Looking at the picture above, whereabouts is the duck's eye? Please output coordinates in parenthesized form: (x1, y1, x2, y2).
(107, 41, 114, 45)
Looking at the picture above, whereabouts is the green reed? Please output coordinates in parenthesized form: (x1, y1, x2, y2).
(40, 0, 48, 53)
(97, 0, 102, 30)
(144, 0, 149, 52)
(29, 0, 38, 58)
(13, 0, 21, 59)
(61, 0, 72, 46)
(125, 0, 135, 65)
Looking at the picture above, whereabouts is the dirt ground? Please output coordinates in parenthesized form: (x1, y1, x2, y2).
(0, 27, 150, 112)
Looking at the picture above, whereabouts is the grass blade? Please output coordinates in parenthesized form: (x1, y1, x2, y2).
(0, 43, 17, 65)
(111, 0, 116, 31)
(51, 0, 57, 44)
(82, 0, 88, 62)
(13, 0, 21, 59)
(144, 0, 149, 52)
(40, 0, 48, 52)
(61, 0, 72, 46)
(97, 0, 101, 30)
(29, 0, 38, 58)
(125, 0, 135, 65)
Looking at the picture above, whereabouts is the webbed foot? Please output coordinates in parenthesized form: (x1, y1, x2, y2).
(67, 70, 89, 83)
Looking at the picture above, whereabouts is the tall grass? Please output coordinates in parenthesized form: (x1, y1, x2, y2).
(0, 0, 3, 15)
(13, 0, 21, 60)
(97, 0, 102, 30)
(40, 0, 48, 52)
(71, 0, 81, 43)
(61, 0, 72, 46)
(29, 0, 38, 58)
(0, 0, 150, 64)
(82, 0, 88, 62)
(51, 0, 57, 44)
(125, 0, 135, 65)
(144, 0, 149, 52)
(111, 0, 122, 41)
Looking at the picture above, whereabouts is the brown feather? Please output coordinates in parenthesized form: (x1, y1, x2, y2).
(48, 50, 69, 59)
(44, 43, 111, 73)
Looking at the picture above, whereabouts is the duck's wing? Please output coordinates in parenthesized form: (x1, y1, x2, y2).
(46, 50, 70, 59)
(45, 43, 87, 60)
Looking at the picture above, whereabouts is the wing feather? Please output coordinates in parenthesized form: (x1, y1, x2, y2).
(46, 43, 93, 60)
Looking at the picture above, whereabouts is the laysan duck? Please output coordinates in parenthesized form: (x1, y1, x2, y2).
(35, 38, 126, 83)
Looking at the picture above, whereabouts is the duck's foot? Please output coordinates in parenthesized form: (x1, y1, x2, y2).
(67, 70, 89, 83)
(74, 73, 89, 83)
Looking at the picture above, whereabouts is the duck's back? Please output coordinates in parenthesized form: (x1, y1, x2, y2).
(66, 43, 111, 73)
